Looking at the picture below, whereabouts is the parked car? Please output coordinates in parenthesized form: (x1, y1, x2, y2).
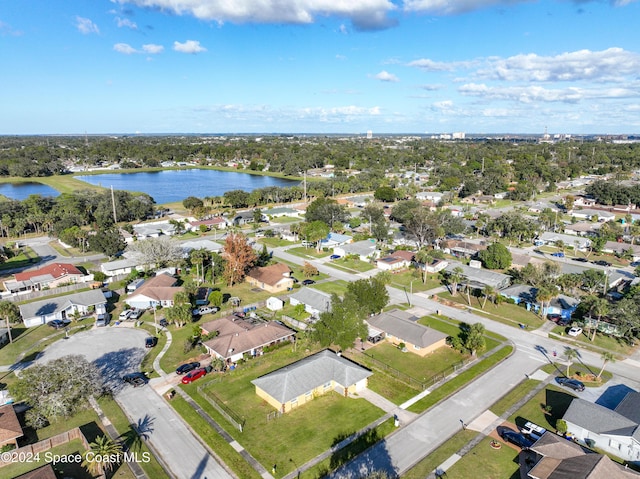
(594, 260, 612, 267)
(129, 308, 143, 320)
(181, 368, 207, 384)
(572, 257, 588, 263)
(176, 362, 201, 375)
(192, 306, 219, 316)
(159, 318, 168, 327)
(498, 427, 534, 449)
(122, 372, 147, 387)
(145, 336, 158, 348)
(547, 314, 562, 323)
(48, 319, 70, 329)
(551, 252, 565, 258)
(96, 313, 111, 327)
(302, 279, 315, 285)
(555, 376, 585, 392)
(119, 309, 133, 321)
(568, 326, 583, 337)
(329, 254, 341, 260)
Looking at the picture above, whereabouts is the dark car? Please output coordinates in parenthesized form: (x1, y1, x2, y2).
(572, 257, 589, 263)
(555, 376, 585, 392)
(48, 319, 70, 329)
(302, 279, 315, 285)
(547, 314, 562, 323)
(594, 260, 612, 267)
(551, 252, 564, 258)
(498, 428, 534, 449)
(329, 254, 341, 260)
(145, 336, 158, 348)
(122, 372, 147, 387)
(181, 368, 207, 384)
(159, 318, 168, 328)
(176, 362, 201, 375)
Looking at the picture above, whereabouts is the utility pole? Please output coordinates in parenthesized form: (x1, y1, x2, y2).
(111, 185, 118, 224)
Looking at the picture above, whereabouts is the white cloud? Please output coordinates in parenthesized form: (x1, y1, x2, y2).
(374, 70, 399, 82)
(116, 17, 138, 29)
(113, 0, 397, 30)
(75, 16, 99, 35)
(114, 43, 138, 54)
(456, 83, 640, 103)
(143, 44, 164, 54)
(432, 100, 454, 111)
(173, 40, 207, 54)
(407, 58, 463, 71)
(335, 54, 347, 61)
(481, 48, 640, 82)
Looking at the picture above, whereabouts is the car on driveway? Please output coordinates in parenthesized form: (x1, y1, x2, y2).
(498, 427, 533, 449)
(119, 309, 133, 321)
(145, 336, 158, 348)
(568, 327, 583, 337)
(192, 306, 219, 316)
(176, 362, 200, 375)
(129, 308, 143, 320)
(555, 376, 585, 392)
(159, 318, 168, 327)
(302, 279, 315, 285)
(181, 368, 207, 384)
(96, 313, 111, 327)
(122, 372, 148, 387)
(48, 319, 70, 329)
(547, 314, 562, 323)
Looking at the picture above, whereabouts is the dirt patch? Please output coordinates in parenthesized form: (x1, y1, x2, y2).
(491, 421, 524, 452)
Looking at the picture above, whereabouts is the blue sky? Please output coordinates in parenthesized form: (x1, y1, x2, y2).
(1, 0, 639, 135)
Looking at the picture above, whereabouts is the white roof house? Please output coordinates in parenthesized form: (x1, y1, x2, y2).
(19, 290, 107, 328)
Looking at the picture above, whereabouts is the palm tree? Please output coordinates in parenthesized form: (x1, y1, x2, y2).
(565, 348, 579, 377)
(589, 297, 609, 342)
(481, 285, 496, 309)
(535, 286, 554, 318)
(414, 248, 433, 284)
(448, 267, 465, 297)
(0, 301, 20, 344)
(597, 352, 615, 380)
(83, 435, 122, 476)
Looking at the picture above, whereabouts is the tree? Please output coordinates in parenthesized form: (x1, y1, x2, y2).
(597, 351, 615, 380)
(128, 237, 184, 268)
(565, 348, 579, 376)
(300, 221, 330, 252)
(445, 267, 464, 296)
(478, 243, 512, 269)
(415, 248, 434, 284)
(0, 301, 20, 343)
(302, 261, 318, 278)
(374, 186, 397, 202)
(580, 269, 606, 295)
(169, 218, 186, 236)
(313, 293, 368, 351)
(89, 228, 125, 257)
(190, 248, 209, 283)
(305, 198, 349, 228)
(208, 290, 223, 308)
(465, 323, 486, 356)
(223, 233, 257, 286)
(535, 285, 555, 318)
(588, 297, 609, 342)
(83, 435, 122, 476)
(346, 278, 390, 315)
(165, 291, 193, 328)
(10, 355, 103, 429)
(481, 285, 496, 309)
(183, 196, 204, 211)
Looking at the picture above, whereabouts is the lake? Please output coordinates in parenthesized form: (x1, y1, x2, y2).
(74, 169, 299, 204)
(0, 182, 60, 200)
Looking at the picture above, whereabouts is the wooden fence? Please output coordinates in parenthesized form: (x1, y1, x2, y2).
(0, 427, 92, 468)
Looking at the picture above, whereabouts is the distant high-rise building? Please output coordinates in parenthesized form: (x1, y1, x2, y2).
(366, 130, 373, 139)
(452, 132, 466, 140)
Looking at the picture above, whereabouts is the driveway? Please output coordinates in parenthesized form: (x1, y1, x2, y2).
(36, 327, 233, 479)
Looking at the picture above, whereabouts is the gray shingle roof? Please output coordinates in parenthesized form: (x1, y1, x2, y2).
(367, 309, 447, 348)
(563, 398, 637, 437)
(289, 288, 332, 312)
(251, 350, 372, 404)
(19, 289, 106, 319)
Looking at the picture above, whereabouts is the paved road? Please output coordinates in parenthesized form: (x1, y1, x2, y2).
(35, 327, 233, 479)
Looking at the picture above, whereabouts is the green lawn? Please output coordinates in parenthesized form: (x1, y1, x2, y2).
(541, 361, 613, 386)
(286, 246, 331, 259)
(489, 378, 541, 417)
(258, 237, 295, 247)
(437, 291, 544, 329)
(0, 247, 40, 271)
(508, 385, 575, 432)
(549, 325, 635, 356)
(310, 280, 350, 296)
(388, 270, 443, 293)
(158, 321, 208, 373)
(192, 346, 385, 478)
(444, 436, 520, 479)
(328, 257, 375, 273)
(403, 430, 477, 479)
(268, 216, 300, 223)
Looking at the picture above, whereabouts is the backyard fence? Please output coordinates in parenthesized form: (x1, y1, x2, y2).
(0, 426, 92, 468)
(198, 381, 246, 432)
(4, 282, 89, 302)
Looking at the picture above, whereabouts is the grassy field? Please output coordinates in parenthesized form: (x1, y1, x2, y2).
(388, 270, 443, 293)
(549, 325, 635, 356)
(286, 246, 331, 259)
(258, 237, 295, 248)
(403, 430, 477, 478)
(0, 174, 105, 195)
(444, 436, 520, 479)
(328, 257, 375, 273)
(508, 384, 575, 431)
(158, 319, 210, 373)
(0, 247, 40, 271)
(187, 346, 386, 478)
(489, 378, 541, 417)
(310, 280, 350, 296)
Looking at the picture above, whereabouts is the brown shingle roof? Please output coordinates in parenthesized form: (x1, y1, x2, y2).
(246, 263, 292, 287)
(129, 273, 181, 301)
(203, 318, 294, 359)
(0, 404, 22, 445)
(14, 464, 57, 479)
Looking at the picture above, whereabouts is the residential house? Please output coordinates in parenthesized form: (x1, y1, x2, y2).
(444, 262, 511, 290)
(366, 309, 447, 355)
(603, 241, 640, 261)
(573, 196, 597, 208)
(510, 253, 547, 270)
(179, 238, 224, 255)
(563, 391, 640, 463)
(100, 252, 146, 277)
(520, 431, 640, 479)
(14, 465, 58, 479)
(187, 217, 227, 232)
(245, 263, 294, 293)
(416, 191, 444, 203)
(232, 210, 266, 226)
(564, 221, 602, 236)
(125, 273, 183, 309)
(289, 288, 332, 317)
(251, 349, 372, 413)
(421, 258, 448, 274)
(201, 316, 295, 362)
(320, 232, 353, 248)
(19, 289, 107, 328)
(538, 232, 592, 251)
(133, 220, 176, 239)
(4, 263, 86, 295)
(263, 206, 301, 219)
(499, 284, 579, 319)
(0, 404, 22, 448)
(442, 239, 487, 259)
(333, 239, 379, 262)
(570, 209, 616, 222)
(376, 250, 415, 271)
